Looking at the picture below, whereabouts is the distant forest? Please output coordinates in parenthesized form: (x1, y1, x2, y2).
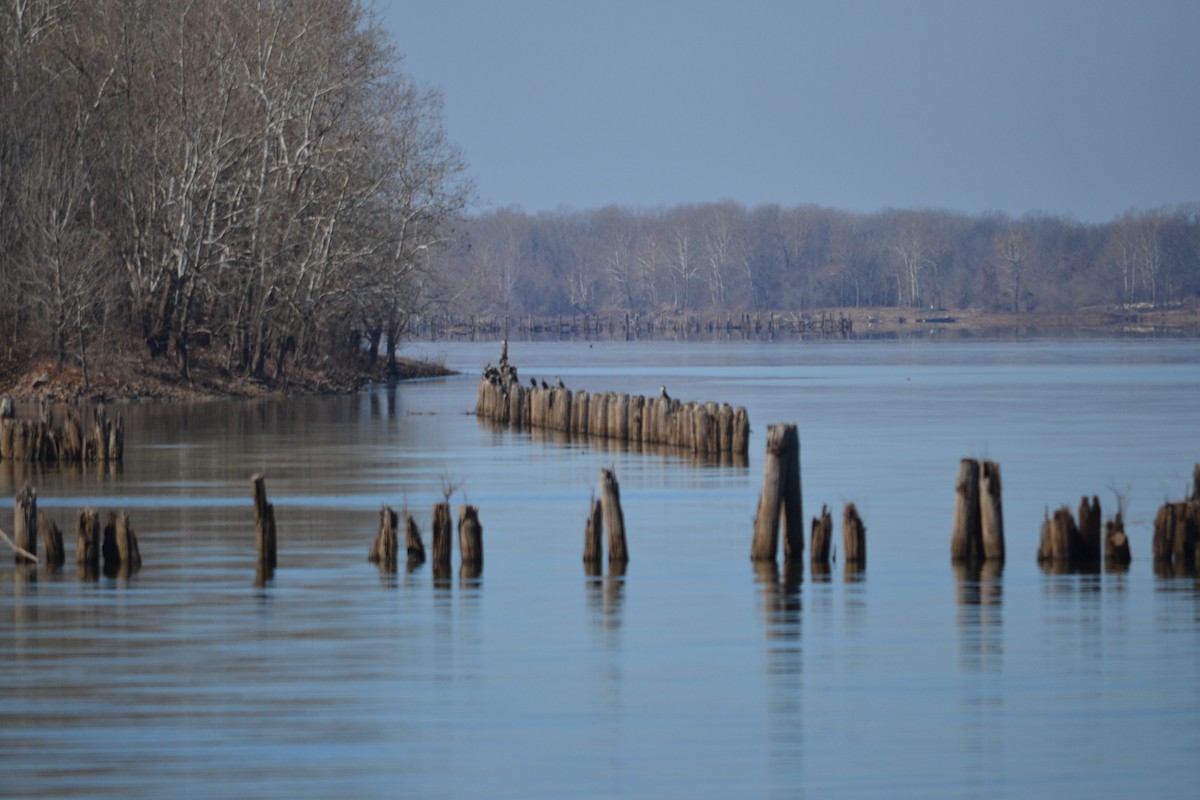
(440, 202, 1200, 318)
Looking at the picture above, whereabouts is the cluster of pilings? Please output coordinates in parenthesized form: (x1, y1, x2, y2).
(583, 468, 630, 569)
(368, 500, 483, 579)
(1035, 495, 1131, 570)
(475, 349, 749, 460)
(4, 483, 141, 577)
(1151, 465, 1200, 573)
(0, 397, 123, 464)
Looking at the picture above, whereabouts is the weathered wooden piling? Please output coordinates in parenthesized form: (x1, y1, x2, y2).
(76, 508, 101, 569)
(951, 459, 982, 562)
(583, 493, 603, 564)
(0, 399, 126, 464)
(1037, 506, 1082, 564)
(369, 506, 400, 569)
(1153, 500, 1198, 566)
(106, 512, 141, 571)
(251, 474, 277, 569)
(842, 502, 866, 565)
(458, 505, 483, 566)
(405, 514, 426, 565)
(13, 484, 37, 563)
(979, 461, 1005, 561)
(600, 468, 629, 564)
(751, 423, 802, 562)
(39, 510, 64, 567)
(1104, 511, 1132, 567)
(1078, 495, 1102, 562)
(810, 504, 833, 566)
(431, 502, 453, 570)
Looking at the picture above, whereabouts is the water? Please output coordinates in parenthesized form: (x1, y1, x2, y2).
(2, 338, 1198, 798)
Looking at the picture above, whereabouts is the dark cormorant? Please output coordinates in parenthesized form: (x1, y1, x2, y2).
(530, 376, 537, 388)
(541, 379, 550, 390)
(660, 385, 670, 401)
(556, 376, 566, 389)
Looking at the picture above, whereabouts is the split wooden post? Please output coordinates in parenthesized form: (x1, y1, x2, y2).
(950, 459, 982, 562)
(405, 514, 426, 565)
(1104, 511, 1132, 567)
(112, 512, 142, 571)
(842, 502, 866, 565)
(751, 423, 802, 562)
(39, 510, 64, 567)
(1078, 495, 1102, 562)
(13, 484, 37, 563)
(251, 474, 277, 570)
(76, 508, 101, 569)
(458, 505, 483, 567)
(810, 504, 833, 566)
(979, 460, 1005, 562)
(431, 502, 453, 571)
(369, 505, 399, 570)
(1037, 506, 1080, 564)
(583, 493, 603, 564)
(600, 468, 628, 564)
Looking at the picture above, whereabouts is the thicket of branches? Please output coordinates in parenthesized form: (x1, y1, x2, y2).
(445, 201, 1200, 318)
(1, 0, 469, 385)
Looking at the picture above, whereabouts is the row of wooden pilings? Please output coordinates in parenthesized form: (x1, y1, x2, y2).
(749, 425, 1197, 573)
(367, 499, 484, 578)
(475, 369, 749, 461)
(0, 397, 124, 464)
(3, 482, 142, 576)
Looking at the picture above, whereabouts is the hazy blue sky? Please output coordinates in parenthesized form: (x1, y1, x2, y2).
(382, 0, 1199, 222)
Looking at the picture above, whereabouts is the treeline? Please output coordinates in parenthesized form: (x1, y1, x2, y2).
(442, 201, 1200, 317)
(0, 0, 469, 385)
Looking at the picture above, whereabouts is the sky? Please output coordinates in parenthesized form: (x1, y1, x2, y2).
(381, 0, 1200, 223)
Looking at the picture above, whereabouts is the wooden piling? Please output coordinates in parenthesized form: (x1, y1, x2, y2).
(1078, 495, 1102, 562)
(405, 514, 426, 564)
(583, 494, 603, 564)
(950, 459, 982, 562)
(1037, 506, 1080, 563)
(251, 474, 277, 570)
(113, 512, 141, 570)
(369, 506, 399, 569)
(979, 460, 1005, 562)
(13, 484, 37, 563)
(842, 502, 866, 565)
(76, 508, 101, 568)
(810, 504, 833, 566)
(752, 424, 802, 562)
(39, 510, 64, 567)
(458, 505, 483, 566)
(600, 468, 628, 564)
(1104, 511, 1131, 568)
(431, 502, 453, 570)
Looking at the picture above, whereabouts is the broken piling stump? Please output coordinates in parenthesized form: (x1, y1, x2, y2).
(405, 514, 426, 566)
(101, 511, 141, 576)
(458, 505, 483, 567)
(810, 504, 833, 567)
(751, 423, 802, 562)
(600, 468, 629, 564)
(842, 502, 866, 566)
(951, 458, 1005, 564)
(1037, 505, 1083, 564)
(583, 493, 603, 564)
(369, 506, 400, 570)
(13, 484, 37, 564)
(1104, 511, 1132, 568)
(431, 502, 453, 574)
(251, 474, 277, 570)
(76, 509, 101, 570)
(979, 461, 1005, 562)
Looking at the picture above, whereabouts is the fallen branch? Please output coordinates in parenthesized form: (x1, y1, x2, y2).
(0, 526, 39, 564)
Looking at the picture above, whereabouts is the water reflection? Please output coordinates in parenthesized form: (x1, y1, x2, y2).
(753, 560, 803, 794)
(954, 561, 1004, 674)
(585, 560, 626, 632)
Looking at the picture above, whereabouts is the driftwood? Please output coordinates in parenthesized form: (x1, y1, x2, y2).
(251, 474, 277, 569)
(0, 527, 37, 563)
(751, 423, 802, 562)
(600, 468, 629, 564)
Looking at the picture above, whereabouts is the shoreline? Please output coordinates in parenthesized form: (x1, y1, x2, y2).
(3, 305, 1195, 403)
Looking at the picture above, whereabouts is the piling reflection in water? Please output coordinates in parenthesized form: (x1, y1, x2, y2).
(754, 559, 804, 793)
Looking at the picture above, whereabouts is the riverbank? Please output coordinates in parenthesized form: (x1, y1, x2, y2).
(0, 350, 455, 404)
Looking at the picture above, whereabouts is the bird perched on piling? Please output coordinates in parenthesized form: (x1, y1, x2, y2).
(541, 379, 550, 390)
(660, 385, 671, 401)
(556, 376, 566, 389)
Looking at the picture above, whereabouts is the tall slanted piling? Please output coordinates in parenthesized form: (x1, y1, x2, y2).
(369, 506, 400, 570)
(431, 502, 453, 574)
(842, 502, 866, 566)
(458, 505, 483, 567)
(751, 423, 802, 562)
(583, 493, 603, 564)
(600, 468, 629, 564)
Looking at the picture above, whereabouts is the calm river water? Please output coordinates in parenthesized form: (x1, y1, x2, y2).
(2, 337, 1199, 798)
